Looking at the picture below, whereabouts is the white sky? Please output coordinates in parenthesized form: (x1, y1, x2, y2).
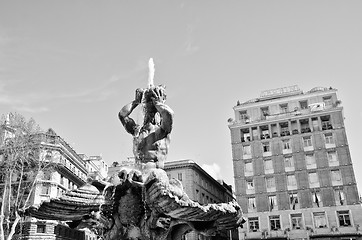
(1, 1, 362, 192)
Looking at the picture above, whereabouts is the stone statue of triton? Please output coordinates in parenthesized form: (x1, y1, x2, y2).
(118, 85, 173, 170)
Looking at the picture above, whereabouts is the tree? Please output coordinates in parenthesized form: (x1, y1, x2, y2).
(0, 113, 54, 240)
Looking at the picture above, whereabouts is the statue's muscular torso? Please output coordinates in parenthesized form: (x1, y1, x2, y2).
(133, 123, 170, 169)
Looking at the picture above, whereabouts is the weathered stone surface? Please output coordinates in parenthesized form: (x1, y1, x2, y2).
(26, 168, 243, 240)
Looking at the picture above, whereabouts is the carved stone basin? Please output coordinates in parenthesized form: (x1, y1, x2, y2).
(27, 168, 243, 240)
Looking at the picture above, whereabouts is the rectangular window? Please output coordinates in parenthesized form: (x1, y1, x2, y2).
(41, 184, 49, 195)
(328, 151, 338, 166)
(323, 96, 333, 106)
(280, 103, 288, 113)
(248, 197, 256, 211)
(261, 128, 270, 139)
(264, 159, 273, 174)
(246, 179, 254, 190)
(249, 217, 259, 232)
(269, 215, 281, 230)
(266, 177, 276, 189)
(284, 156, 294, 170)
(243, 145, 251, 156)
(305, 154, 316, 169)
(312, 191, 322, 207)
(291, 213, 303, 229)
(263, 142, 270, 153)
(331, 170, 342, 185)
(239, 110, 248, 122)
(290, 192, 299, 210)
(300, 100, 308, 109)
(280, 122, 290, 136)
(312, 117, 320, 131)
(241, 129, 251, 142)
(300, 119, 311, 133)
(36, 224, 46, 233)
(313, 212, 327, 228)
(283, 139, 291, 150)
(324, 133, 334, 144)
(303, 136, 313, 147)
(60, 175, 64, 185)
(321, 115, 333, 130)
(309, 172, 319, 188)
(178, 173, 183, 181)
(337, 210, 351, 227)
(261, 107, 270, 118)
(245, 162, 253, 176)
(287, 175, 297, 190)
(335, 189, 346, 206)
(269, 195, 277, 211)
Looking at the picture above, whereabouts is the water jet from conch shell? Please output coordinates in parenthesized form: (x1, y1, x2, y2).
(148, 58, 155, 88)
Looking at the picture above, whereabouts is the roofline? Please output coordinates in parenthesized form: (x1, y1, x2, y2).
(164, 159, 233, 193)
(234, 86, 337, 110)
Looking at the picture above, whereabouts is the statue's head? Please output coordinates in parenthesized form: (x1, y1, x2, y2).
(143, 85, 166, 103)
(143, 85, 166, 125)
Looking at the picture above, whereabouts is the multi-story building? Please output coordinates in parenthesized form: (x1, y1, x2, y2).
(228, 86, 362, 240)
(164, 159, 239, 240)
(80, 154, 109, 180)
(0, 120, 106, 240)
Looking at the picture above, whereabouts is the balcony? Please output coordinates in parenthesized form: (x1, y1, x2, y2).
(301, 128, 311, 133)
(322, 122, 333, 130)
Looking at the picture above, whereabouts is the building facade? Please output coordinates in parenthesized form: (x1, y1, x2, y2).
(164, 159, 239, 240)
(228, 86, 362, 240)
(0, 123, 106, 240)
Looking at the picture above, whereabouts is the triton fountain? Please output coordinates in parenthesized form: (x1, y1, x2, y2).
(27, 59, 244, 240)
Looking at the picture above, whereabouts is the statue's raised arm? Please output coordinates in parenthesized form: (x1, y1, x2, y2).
(147, 85, 174, 140)
(118, 88, 144, 135)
